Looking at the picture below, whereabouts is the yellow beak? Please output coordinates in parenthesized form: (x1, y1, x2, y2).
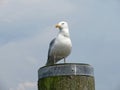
(55, 24, 61, 28)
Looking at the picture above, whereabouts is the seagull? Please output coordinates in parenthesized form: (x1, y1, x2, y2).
(46, 21, 72, 66)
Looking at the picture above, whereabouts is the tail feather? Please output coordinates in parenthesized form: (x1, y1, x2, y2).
(46, 56, 54, 66)
(46, 59, 54, 66)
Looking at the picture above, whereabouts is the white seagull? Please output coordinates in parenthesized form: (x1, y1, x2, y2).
(46, 21, 72, 66)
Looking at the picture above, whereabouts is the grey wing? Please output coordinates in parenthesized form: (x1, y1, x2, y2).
(48, 38, 56, 57)
(46, 38, 56, 65)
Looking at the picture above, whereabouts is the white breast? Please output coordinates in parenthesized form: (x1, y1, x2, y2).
(51, 35, 72, 60)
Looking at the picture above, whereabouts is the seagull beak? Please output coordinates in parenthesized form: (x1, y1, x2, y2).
(55, 24, 61, 29)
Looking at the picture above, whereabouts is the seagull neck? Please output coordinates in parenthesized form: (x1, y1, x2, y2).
(59, 28, 70, 37)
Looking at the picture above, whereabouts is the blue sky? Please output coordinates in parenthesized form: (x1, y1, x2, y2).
(0, 0, 120, 90)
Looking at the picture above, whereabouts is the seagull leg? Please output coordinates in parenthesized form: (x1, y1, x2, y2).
(53, 56, 55, 64)
(64, 58, 66, 63)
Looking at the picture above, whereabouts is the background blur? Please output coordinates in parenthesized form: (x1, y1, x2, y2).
(0, 0, 120, 90)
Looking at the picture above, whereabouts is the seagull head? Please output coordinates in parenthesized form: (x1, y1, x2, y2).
(55, 21, 68, 30)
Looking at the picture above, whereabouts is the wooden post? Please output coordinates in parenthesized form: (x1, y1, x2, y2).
(38, 63, 95, 90)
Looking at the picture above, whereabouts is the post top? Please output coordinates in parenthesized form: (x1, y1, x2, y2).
(38, 63, 94, 79)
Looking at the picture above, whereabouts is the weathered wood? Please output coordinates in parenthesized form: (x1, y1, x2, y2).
(38, 63, 95, 90)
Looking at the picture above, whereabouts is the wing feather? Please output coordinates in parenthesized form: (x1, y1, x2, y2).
(46, 38, 56, 65)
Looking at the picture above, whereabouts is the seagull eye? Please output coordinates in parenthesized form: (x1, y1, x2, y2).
(61, 23, 64, 25)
